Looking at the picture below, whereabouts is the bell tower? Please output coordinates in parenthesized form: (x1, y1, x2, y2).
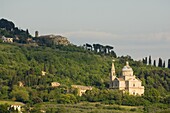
(35, 31, 39, 37)
(111, 60, 116, 78)
(110, 60, 116, 88)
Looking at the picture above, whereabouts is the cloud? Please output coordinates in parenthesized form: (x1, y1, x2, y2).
(62, 30, 119, 45)
(63, 30, 117, 39)
(63, 30, 170, 39)
(62, 30, 170, 45)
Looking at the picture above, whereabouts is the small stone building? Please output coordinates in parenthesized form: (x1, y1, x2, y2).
(1, 36, 13, 43)
(41, 71, 46, 76)
(110, 60, 144, 96)
(10, 104, 24, 113)
(51, 82, 60, 87)
(71, 85, 92, 96)
(18, 81, 24, 87)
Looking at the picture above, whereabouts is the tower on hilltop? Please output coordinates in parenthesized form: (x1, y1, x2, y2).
(35, 31, 39, 37)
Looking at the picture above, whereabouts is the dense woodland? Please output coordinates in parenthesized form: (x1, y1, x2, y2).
(0, 19, 170, 112)
(0, 43, 169, 112)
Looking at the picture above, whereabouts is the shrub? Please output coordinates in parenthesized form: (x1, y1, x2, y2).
(130, 108, 137, 112)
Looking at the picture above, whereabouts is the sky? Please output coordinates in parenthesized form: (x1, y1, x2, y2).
(1, 0, 170, 64)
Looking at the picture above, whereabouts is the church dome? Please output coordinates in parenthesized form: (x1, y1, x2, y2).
(122, 62, 133, 71)
(122, 62, 133, 76)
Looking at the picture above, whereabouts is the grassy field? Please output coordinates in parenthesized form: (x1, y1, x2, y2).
(34, 102, 144, 113)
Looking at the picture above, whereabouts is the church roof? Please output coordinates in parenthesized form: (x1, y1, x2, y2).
(126, 78, 142, 82)
(122, 61, 133, 72)
(116, 78, 124, 81)
(71, 85, 92, 90)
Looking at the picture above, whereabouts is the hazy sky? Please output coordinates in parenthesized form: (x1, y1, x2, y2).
(1, 0, 170, 63)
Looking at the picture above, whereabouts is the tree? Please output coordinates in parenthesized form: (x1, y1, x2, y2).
(0, 104, 10, 113)
(149, 56, 152, 65)
(168, 59, 170, 68)
(110, 50, 117, 58)
(32, 97, 43, 104)
(93, 44, 98, 52)
(49, 63, 55, 74)
(163, 61, 166, 68)
(26, 29, 29, 35)
(83, 88, 100, 102)
(95, 44, 102, 53)
(0, 18, 15, 31)
(43, 63, 47, 72)
(0, 86, 9, 99)
(142, 57, 147, 65)
(142, 58, 145, 64)
(10, 86, 29, 102)
(57, 94, 77, 104)
(104, 45, 114, 55)
(0, 54, 6, 64)
(158, 58, 162, 67)
(144, 88, 160, 103)
(85, 43, 92, 51)
(153, 60, 156, 67)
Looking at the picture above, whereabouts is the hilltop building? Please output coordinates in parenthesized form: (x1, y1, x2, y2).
(0, 36, 13, 43)
(110, 60, 144, 96)
(37, 34, 71, 46)
(35, 31, 39, 37)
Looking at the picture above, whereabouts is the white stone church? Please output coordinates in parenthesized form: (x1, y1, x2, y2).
(110, 60, 144, 96)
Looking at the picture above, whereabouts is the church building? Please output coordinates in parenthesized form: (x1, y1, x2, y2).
(110, 60, 144, 96)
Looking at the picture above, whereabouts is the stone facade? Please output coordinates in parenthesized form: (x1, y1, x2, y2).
(41, 71, 46, 76)
(18, 81, 24, 87)
(10, 105, 22, 112)
(1, 36, 13, 43)
(51, 82, 60, 87)
(110, 60, 144, 96)
(38, 35, 71, 45)
(71, 85, 92, 96)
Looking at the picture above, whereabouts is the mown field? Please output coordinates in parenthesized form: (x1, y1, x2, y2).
(33, 102, 144, 113)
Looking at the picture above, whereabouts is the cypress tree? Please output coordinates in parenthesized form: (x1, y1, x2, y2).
(143, 57, 148, 65)
(163, 61, 166, 68)
(168, 59, 170, 68)
(153, 60, 156, 67)
(158, 58, 162, 67)
(26, 29, 29, 35)
(142, 58, 145, 64)
(43, 63, 47, 72)
(149, 56, 152, 65)
(145, 57, 148, 65)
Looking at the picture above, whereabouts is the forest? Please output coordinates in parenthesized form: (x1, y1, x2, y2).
(0, 43, 169, 113)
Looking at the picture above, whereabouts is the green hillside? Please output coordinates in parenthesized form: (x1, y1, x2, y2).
(0, 43, 112, 87)
(0, 43, 170, 112)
